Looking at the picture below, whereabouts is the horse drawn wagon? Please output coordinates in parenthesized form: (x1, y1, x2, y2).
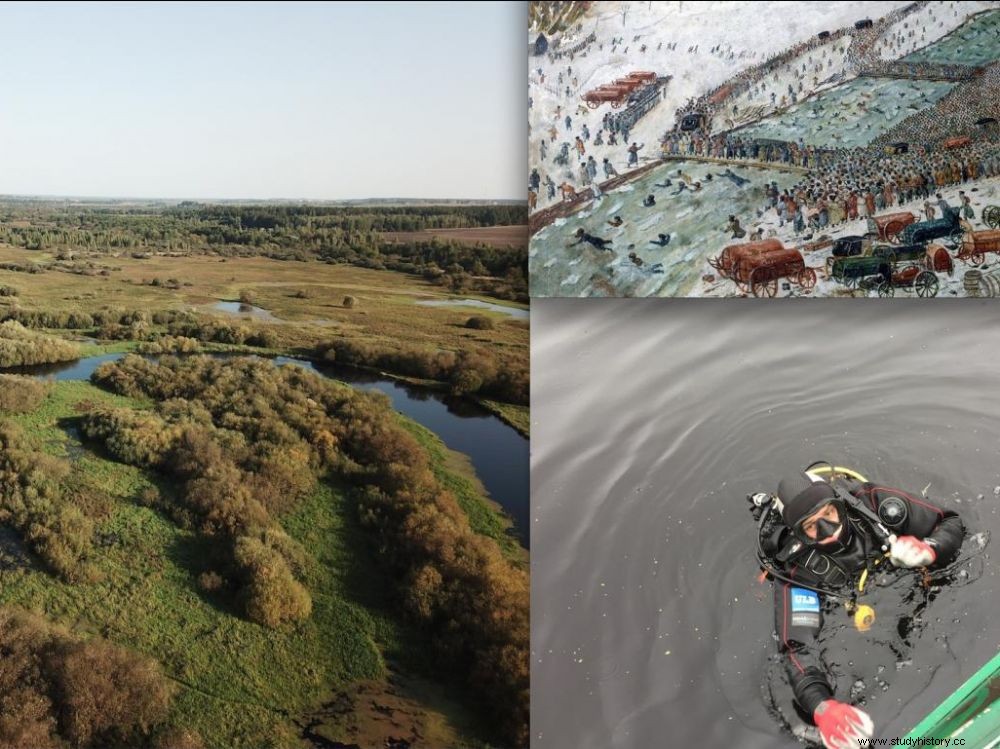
(583, 72, 658, 109)
(956, 229, 1000, 265)
(898, 209, 963, 245)
(708, 238, 782, 278)
(829, 255, 891, 290)
(873, 265, 940, 297)
(830, 243, 947, 296)
(709, 239, 815, 296)
(583, 84, 634, 109)
(830, 235, 868, 258)
(866, 212, 917, 243)
(731, 245, 816, 297)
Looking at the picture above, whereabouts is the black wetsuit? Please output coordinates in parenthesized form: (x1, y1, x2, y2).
(769, 481, 964, 717)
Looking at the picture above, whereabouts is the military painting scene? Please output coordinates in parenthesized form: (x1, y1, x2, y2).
(0, 4, 527, 749)
(528, 1, 1000, 297)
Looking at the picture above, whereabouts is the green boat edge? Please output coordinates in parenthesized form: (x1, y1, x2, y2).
(904, 649, 1000, 747)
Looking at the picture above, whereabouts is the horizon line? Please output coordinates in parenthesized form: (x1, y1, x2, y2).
(0, 193, 526, 205)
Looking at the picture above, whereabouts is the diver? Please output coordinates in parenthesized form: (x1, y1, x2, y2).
(749, 466, 964, 749)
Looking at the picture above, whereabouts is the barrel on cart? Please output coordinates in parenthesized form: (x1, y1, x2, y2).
(866, 211, 917, 243)
(708, 238, 783, 279)
(956, 229, 1000, 265)
(731, 246, 816, 297)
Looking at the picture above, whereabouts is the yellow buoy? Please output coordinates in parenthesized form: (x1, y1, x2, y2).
(854, 604, 875, 632)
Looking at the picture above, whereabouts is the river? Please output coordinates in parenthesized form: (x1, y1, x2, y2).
(529, 160, 802, 298)
(531, 300, 1000, 748)
(8, 352, 529, 548)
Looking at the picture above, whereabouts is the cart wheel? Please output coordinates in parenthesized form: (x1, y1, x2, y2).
(877, 281, 894, 298)
(842, 275, 857, 290)
(611, 101, 622, 109)
(971, 251, 986, 265)
(587, 101, 599, 110)
(914, 270, 938, 298)
(751, 268, 778, 298)
(797, 267, 817, 289)
(984, 206, 1000, 229)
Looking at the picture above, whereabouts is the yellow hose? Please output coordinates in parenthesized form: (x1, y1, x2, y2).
(805, 465, 869, 483)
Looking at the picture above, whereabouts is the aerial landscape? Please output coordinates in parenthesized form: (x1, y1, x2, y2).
(528, 1, 1000, 297)
(0, 4, 527, 749)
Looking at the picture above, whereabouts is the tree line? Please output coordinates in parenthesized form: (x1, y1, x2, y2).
(0, 203, 528, 300)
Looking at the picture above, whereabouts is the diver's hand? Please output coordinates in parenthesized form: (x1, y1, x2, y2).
(813, 700, 874, 749)
(888, 535, 936, 568)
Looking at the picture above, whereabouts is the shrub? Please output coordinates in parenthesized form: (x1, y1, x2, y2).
(465, 315, 495, 330)
(233, 534, 312, 628)
(342, 295, 356, 308)
(0, 607, 175, 748)
(0, 422, 95, 582)
(137, 336, 201, 355)
(197, 571, 224, 592)
(0, 321, 81, 367)
(0, 375, 49, 413)
(238, 290, 255, 305)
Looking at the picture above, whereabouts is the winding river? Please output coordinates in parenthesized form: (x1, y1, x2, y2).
(9, 352, 529, 547)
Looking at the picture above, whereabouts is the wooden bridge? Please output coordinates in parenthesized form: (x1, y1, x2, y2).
(859, 61, 982, 82)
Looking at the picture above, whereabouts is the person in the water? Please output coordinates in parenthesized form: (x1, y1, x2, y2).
(650, 233, 671, 247)
(718, 168, 751, 187)
(643, 194, 656, 207)
(751, 468, 964, 749)
(570, 227, 614, 251)
(608, 216, 624, 228)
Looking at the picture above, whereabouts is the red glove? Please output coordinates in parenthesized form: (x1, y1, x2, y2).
(888, 535, 936, 568)
(813, 699, 874, 749)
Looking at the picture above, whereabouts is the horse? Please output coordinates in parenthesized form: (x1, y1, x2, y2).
(560, 183, 578, 202)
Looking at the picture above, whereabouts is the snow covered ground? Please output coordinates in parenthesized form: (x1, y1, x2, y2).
(528, 1, 1000, 298)
(692, 175, 1000, 298)
(529, 1, 913, 211)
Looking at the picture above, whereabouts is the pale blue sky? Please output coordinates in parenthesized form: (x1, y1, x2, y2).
(0, 1, 526, 200)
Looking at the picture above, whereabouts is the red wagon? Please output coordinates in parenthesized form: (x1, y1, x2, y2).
(732, 246, 817, 297)
(621, 71, 657, 84)
(956, 229, 1000, 265)
(708, 238, 783, 279)
(925, 243, 954, 274)
(866, 211, 917, 243)
(583, 86, 632, 108)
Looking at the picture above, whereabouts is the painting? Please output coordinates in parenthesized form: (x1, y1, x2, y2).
(528, 1, 1000, 297)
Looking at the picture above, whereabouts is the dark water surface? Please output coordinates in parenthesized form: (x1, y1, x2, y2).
(531, 301, 1000, 749)
(8, 352, 529, 547)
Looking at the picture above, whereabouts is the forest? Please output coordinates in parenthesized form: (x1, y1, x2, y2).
(0, 202, 528, 301)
